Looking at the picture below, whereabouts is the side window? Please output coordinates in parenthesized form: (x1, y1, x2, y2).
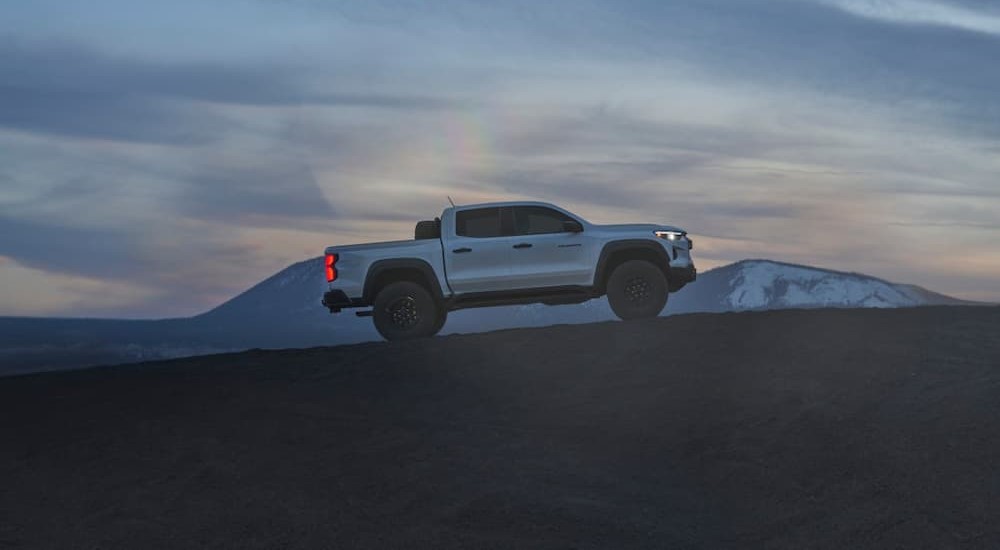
(514, 206, 574, 235)
(455, 207, 504, 238)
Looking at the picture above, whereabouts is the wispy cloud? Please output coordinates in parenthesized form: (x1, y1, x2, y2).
(0, 39, 468, 143)
(819, 0, 1000, 36)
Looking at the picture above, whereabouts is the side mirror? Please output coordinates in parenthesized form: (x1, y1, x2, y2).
(563, 220, 584, 233)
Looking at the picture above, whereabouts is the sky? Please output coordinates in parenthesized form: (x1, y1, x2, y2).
(1, 0, 999, 318)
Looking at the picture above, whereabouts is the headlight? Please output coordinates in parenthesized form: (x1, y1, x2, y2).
(654, 230, 686, 241)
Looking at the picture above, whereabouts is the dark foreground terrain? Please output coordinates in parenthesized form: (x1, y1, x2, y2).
(2, 307, 999, 549)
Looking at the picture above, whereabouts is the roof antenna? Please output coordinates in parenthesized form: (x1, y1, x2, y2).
(447, 195, 456, 207)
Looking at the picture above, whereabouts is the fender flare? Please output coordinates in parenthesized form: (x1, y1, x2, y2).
(593, 239, 671, 291)
(363, 258, 446, 303)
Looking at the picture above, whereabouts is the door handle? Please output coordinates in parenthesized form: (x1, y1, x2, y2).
(512, 243, 533, 249)
(452, 247, 472, 253)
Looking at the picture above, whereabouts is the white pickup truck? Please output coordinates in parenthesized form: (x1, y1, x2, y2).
(322, 201, 696, 340)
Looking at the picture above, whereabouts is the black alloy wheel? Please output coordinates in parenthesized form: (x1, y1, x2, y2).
(372, 281, 443, 341)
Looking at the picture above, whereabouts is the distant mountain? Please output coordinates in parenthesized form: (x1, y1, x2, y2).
(0, 258, 976, 375)
(194, 256, 378, 346)
(667, 259, 971, 314)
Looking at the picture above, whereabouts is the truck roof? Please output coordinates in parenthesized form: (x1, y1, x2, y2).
(445, 200, 562, 211)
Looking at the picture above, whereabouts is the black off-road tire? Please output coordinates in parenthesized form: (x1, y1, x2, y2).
(606, 260, 668, 321)
(372, 281, 443, 341)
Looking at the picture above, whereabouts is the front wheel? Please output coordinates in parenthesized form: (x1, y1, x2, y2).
(606, 260, 668, 321)
(372, 281, 443, 341)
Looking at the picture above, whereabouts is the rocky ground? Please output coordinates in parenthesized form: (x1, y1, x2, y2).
(2, 306, 999, 549)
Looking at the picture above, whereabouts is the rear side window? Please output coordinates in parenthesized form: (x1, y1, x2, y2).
(455, 207, 504, 238)
(513, 206, 574, 235)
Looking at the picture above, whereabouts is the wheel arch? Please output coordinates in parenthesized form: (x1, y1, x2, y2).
(594, 240, 671, 294)
(363, 259, 445, 304)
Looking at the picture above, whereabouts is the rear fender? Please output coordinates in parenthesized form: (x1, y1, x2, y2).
(363, 259, 445, 303)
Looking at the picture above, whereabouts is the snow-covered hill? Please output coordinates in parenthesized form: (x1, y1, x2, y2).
(668, 259, 969, 314)
(728, 261, 926, 309)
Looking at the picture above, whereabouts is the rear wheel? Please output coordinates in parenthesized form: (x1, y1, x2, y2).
(372, 281, 443, 341)
(606, 260, 668, 320)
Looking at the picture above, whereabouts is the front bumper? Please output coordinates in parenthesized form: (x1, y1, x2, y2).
(669, 264, 697, 291)
(322, 290, 367, 313)
(674, 264, 697, 282)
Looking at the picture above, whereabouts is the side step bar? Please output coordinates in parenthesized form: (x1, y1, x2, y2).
(448, 286, 594, 311)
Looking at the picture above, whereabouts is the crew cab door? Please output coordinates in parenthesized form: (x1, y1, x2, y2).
(505, 205, 594, 289)
(442, 206, 513, 293)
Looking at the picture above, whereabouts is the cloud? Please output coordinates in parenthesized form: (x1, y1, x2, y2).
(0, 85, 221, 145)
(0, 139, 341, 316)
(0, 212, 244, 285)
(818, 0, 1000, 36)
(0, 215, 138, 281)
(0, 39, 466, 143)
(0, 256, 165, 318)
(0, 37, 461, 108)
(0, 210, 320, 317)
(173, 160, 335, 226)
(578, 0, 1000, 140)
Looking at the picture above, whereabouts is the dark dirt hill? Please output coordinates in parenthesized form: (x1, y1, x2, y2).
(2, 306, 999, 549)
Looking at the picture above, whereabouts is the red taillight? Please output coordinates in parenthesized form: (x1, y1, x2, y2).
(325, 253, 338, 282)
